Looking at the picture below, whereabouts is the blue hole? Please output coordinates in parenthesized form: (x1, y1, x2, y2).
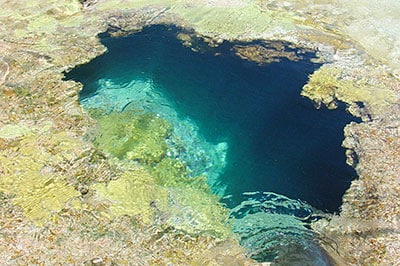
(66, 24, 359, 263)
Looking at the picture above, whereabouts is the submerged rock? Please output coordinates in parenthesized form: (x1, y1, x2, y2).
(90, 109, 231, 238)
(230, 192, 334, 265)
(90, 109, 172, 163)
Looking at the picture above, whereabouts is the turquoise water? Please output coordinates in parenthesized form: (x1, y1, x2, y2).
(230, 192, 333, 264)
(66, 25, 358, 263)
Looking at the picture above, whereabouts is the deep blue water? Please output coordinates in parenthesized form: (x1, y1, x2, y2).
(68, 25, 357, 213)
(65, 25, 361, 263)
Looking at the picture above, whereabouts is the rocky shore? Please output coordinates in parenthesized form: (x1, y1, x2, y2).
(0, 0, 399, 264)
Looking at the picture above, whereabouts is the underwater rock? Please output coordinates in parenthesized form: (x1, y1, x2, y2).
(314, 104, 400, 264)
(165, 185, 231, 239)
(91, 110, 172, 164)
(148, 157, 207, 189)
(89, 109, 230, 238)
(93, 157, 231, 238)
(79, 77, 228, 193)
(92, 157, 231, 238)
(230, 192, 333, 265)
(93, 166, 168, 224)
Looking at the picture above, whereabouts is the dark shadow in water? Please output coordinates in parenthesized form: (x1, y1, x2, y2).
(66, 24, 359, 213)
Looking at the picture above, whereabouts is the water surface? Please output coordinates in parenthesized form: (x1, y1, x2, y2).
(66, 25, 358, 263)
(68, 25, 357, 212)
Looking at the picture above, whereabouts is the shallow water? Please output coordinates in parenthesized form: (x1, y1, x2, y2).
(66, 25, 358, 263)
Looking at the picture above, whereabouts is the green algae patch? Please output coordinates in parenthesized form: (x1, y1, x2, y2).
(0, 129, 81, 223)
(301, 66, 398, 114)
(88, 109, 231, 238)
(148, 157, 209, 191)
(91, 110, 172, 164)
(93, 166, 168, 224)
(93, 162, 231, 238)
(92, 162, 230, 238)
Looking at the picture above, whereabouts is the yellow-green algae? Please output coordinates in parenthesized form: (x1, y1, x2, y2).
(149, 157, 209, 190)
(91, 109, 172, 163)
(90, 109, 231, 238)
(0, 124, 80, 223)
(93, 164, 230, 238)
(301, 65, 398, 114)
(93, 166, 168, 224)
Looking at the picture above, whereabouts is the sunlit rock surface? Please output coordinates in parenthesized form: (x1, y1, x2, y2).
(0, 0, 399, 264)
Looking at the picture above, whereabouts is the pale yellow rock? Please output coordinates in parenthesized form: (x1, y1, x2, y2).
(94, 167, 168, 224)
(0, 124, 31, 139)
(336, 0, 400, 71)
